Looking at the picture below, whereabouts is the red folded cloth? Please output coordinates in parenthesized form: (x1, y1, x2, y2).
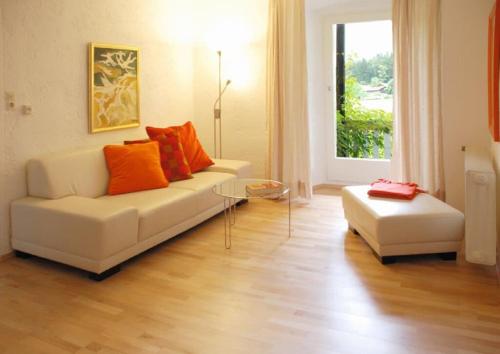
(368, 179, 425, 200)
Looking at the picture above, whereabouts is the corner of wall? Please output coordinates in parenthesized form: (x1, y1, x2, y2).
(490, 141, 500, 268)
(306, 9, 328, 186)
(0, 5, 9, 256)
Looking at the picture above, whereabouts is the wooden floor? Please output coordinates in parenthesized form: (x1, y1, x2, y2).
(0, 190, 499, 354)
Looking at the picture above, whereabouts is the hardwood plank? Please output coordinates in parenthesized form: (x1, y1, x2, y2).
(0, 251, 13, 262)
(0, 190, 498, 353)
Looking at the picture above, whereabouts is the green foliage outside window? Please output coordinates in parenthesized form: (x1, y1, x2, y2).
(336, 56, 393, 159)
(349, 53, 393, 86)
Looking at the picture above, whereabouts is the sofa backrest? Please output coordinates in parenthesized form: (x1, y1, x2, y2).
(27, 145, 109, 199)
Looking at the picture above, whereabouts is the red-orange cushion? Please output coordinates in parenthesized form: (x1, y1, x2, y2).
(124, 138, 151, 145)
(146, 121, 214, 173)
(368, 179, 424, 200)
(103, 141, 168, 195)
(153, 132, 193, 181)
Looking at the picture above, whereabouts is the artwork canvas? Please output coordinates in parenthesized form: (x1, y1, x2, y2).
(89, 43, 140, 133)
(488, 2, 500, 142)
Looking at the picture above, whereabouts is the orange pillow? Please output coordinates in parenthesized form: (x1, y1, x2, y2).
(103, 141, 168, 195)
(146, 121, 214, 173)
(153, 132, 193, 181)
(124, 138, 151, 144)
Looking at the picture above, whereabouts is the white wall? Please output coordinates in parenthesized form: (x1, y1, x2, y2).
(0, 5, 6, 255)
(190, 0, 268, 178)
(0, 0, 269, 257)
(491, 143, 500, 266)
(0, 0, 195, 255)
(441, 0, 494, 211)
(192, 44, 268, 178)
(306, 8, 328, 186)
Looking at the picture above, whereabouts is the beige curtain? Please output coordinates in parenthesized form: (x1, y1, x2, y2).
(266, 0, 312, 199)
(392, 0, 445, 198)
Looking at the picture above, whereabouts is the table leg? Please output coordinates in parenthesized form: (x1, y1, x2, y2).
(231, 197, 236, 226)
(288, 191, 291, 238)
(223, 197, 238, 249)
(224, 197, 231, 249)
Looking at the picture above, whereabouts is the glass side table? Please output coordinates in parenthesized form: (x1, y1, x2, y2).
(212, 178, 291, 249)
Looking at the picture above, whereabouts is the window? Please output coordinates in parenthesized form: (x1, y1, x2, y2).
(335, 21, 393, 160)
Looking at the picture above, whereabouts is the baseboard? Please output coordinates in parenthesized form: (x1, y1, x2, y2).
(497, 252, 500, 282)
(0, 251, 14, 262)
(313, 184, 344, 191)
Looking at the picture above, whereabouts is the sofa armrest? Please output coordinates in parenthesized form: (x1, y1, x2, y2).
(11, 196, 138, 260)
(206, 159, 252, 178)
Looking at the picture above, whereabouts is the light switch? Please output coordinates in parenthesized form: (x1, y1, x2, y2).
(5, 92, 15, 110)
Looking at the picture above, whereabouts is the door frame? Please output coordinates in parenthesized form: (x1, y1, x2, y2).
(323, 11, 393, 185)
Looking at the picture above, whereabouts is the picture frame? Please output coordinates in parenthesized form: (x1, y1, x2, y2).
(488, 2, 500, 142)
(88, 43, 140, 133)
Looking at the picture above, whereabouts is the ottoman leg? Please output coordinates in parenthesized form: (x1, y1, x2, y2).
(379, 255, 397, 265)
(348, 223, 360, 235)
(88, 264, 121, 281)
(439, 252, 457, 261)
(15, 250, 32, 259)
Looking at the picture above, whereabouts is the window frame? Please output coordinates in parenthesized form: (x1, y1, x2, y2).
(322, 13, 392, 185)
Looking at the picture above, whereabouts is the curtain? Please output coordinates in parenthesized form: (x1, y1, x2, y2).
(392, 0, 445, 199)
(266, 0, 312, 199)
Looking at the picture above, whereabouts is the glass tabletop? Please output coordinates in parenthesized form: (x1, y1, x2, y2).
(212, 178, 290, 199)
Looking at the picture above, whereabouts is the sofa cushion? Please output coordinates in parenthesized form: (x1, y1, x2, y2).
(99, 187, 197, 241)
(206, 159, 253, 178)
(103, 142, 169, 195)
(125, 134, 193, 182)
(146, 121, 214, 173)
(152, 133, 193, 181)
(27, 146, 109, 199)
(169, 171, 235, 212)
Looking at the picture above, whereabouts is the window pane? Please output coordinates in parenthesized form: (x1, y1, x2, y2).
(336, 20, 393, 160)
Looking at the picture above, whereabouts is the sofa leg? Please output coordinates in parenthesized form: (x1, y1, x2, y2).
(15, 250, 32, 259)
(379, 255, 397, 265)
(88, 264, 121, 281)
(439, 252, 457, 261)
(236, 199, 248, 206)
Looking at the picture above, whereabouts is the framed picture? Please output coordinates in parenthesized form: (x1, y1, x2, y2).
(88, 43, 140, 133)
(488, 2, 500, 142)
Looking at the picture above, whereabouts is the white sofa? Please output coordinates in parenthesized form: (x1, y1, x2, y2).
(10, 145, 251, 280)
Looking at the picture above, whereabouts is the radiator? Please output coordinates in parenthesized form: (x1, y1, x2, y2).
(464, 148, 497, 266)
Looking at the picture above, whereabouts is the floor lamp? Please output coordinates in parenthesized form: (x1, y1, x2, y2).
(213, 50, 231, 159)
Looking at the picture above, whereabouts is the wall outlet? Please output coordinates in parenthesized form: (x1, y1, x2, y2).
(22, 105, 32, 115)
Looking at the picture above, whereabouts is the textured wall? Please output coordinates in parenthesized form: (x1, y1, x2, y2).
(0, 0, 269, 256)
(0, 0, 196, 255)
(0, 6, 6, 254)
(190, 0, 268, 178)
(192, 43, 268, 179)
(491, 143, 500, 266)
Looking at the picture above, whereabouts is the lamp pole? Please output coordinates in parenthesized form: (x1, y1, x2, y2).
(213, 51, 231, 159)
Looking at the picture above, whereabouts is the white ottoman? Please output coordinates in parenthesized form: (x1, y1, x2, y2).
(342, 185, 464, 264)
